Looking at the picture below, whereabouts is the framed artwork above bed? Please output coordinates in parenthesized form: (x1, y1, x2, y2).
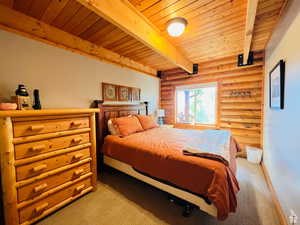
(131, 87, 141, 101)
(102, 83, 118, 101)
(101, 82, 140, 102)
(269, 60, 285, 109)
(118, 85, 131, 101)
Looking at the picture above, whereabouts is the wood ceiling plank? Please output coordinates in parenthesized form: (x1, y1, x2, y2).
(0, 5, 156, 76)
(123, 46, 152, 57)
(116, 44, 150, 57)
(114, 40, 148, 55)
(104, 35, 132, 50)
(110, 38, 138, 53)
(255, 0, 288, 49)
(0, 0, 14, 7)
(79, 18, 108, 40)
(155, 0, 242, 33)
(131, 0, 160, 12)
(144, 0, 246, 64)
(171, 13, 245, 45)
(243, 0, 259, 64)
(41, 0, 70, 24)
(87, 23, 116, 43)
(14, 0, 34, 14)
(165, 2, 244, 31)
(185, 42, 244, 59)
(27, 0, 52, 19)
(97, 29, 128, 48)
(176, 23, 245, 49)
(62, 6, 91, 33)
(131, 50, 162, 59)
(70, 12, 99, 36)
(132, 52, 160, 60)
(128, 0, 144, 7)
(155, 0, 245, 31)
(75, 0, 193, 73)
(51, 0, 81, 28)
(168, 0, 232, 22)
(257, 0, 283, 11)
(256, 1, 284, 15)
(184, 31, 244, 51)
(256, 7, 283, 20)
(150, 0, 216, 25)
(142, 0, 180, 17)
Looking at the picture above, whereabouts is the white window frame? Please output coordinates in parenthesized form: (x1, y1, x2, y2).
(175, 82, 218, 126)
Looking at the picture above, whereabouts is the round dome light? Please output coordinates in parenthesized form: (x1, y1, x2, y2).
(167, 17, 188, 37)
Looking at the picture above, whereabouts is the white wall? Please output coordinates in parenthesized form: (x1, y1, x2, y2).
(264, 0, 300, 220)
(0, 30, 159, 113)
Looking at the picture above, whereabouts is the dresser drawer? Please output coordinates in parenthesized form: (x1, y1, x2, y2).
(14, 132, 90, 160)
(17, 163, 91, 202)
(19, 177, 92, 224)
(16, 148, 91, 181)
(13, 117, 89, 137)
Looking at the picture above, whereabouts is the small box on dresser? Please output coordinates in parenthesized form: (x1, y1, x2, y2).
(0, 109, 99, 225)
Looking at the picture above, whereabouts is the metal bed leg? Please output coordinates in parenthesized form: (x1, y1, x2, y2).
(168, 194, 195, 217)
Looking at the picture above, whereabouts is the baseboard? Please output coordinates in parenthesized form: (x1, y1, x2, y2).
(261, 162, 288, 225)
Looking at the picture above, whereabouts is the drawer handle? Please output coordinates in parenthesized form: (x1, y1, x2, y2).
(73, 153, 84, 160)
(32, 164, 47, 173)
(71, 121, 82, 126)
(73, 169, 84, 177)
(30, 145, 46, 152)
(72, 137, 83, 143)
(34, 202, 49, 214)
(29, 125, 45, 131)
(33, 183, 48, 193)
(75, 184, 85, 193)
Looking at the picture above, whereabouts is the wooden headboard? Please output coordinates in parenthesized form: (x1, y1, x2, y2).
(94, 100, 148, 145)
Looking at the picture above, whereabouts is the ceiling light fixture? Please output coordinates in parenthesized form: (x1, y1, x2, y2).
(167, 17, 188, 37)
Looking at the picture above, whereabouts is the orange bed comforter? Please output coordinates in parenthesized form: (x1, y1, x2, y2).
(102, 127, 240, 220)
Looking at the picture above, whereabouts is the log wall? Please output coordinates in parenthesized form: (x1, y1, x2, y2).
(160, 51, 264, 150)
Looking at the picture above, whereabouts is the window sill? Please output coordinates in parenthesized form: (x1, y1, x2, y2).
(174, 123, 217, 130)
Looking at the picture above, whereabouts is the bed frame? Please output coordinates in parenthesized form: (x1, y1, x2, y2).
(95, 100, 217, 217)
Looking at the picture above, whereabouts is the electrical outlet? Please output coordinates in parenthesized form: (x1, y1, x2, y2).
(289, 210, 298, 225)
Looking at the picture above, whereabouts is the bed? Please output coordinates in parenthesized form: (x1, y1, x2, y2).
(95, 101, 240, 220)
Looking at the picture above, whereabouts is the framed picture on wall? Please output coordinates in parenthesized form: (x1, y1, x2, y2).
(118, 85, 131, 101)
(269, 60, 285, 109)
(131, 88, 141, 101)
(102, 83, 118, 101)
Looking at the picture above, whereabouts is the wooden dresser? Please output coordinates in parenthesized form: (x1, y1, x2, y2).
(0, 109, 99, 225)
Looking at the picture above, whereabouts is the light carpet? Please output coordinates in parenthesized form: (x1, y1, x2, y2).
(37, 159, 280, 225)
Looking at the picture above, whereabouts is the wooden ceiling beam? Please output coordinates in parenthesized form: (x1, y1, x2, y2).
(75, 0, 194, 73)
(243, 0, 259, 64)
(0, 5, 157, 76)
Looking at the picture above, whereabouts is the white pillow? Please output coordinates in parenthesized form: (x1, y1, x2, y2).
(107, 119, 119, 135)
(107, 115, 135, 135)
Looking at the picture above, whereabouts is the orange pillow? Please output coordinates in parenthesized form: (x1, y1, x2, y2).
(111, 116, 143, 136)
(135, 115, 159, 130)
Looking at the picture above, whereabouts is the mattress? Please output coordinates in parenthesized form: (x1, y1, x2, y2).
(102, 127, 240, 220)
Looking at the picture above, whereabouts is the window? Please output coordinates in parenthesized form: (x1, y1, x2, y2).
(176, 83, 217, 125)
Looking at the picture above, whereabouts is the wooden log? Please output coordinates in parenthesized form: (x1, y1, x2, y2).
(89, 113, 97, 191)
(0, 117, 19, 225)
